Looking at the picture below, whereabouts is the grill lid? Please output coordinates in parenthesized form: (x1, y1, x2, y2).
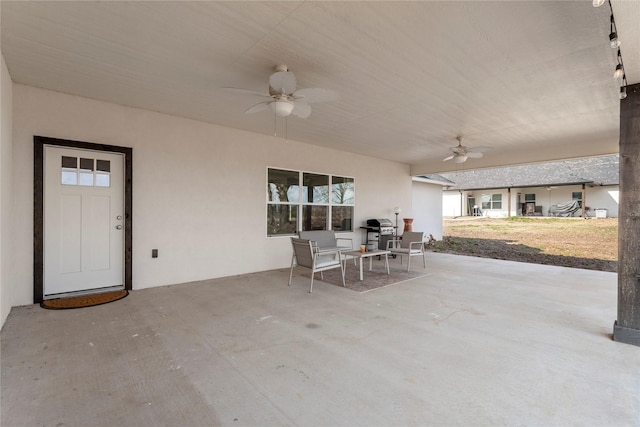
(367, 218, 393, 227)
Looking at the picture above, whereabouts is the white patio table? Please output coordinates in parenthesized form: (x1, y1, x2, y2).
(341, 249, 391, 281)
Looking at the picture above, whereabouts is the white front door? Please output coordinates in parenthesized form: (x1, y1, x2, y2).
(44, 146, 125, 297)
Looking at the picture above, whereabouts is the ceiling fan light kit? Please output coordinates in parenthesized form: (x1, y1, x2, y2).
(270, 100, 295, 117)
(453, 155, 468, 164)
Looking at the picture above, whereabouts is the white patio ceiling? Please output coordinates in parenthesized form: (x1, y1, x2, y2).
(2, 1, 638, 174)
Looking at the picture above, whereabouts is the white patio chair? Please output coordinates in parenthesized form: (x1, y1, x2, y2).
(288, 238, 345, 293)
(386, 231, 427, 271)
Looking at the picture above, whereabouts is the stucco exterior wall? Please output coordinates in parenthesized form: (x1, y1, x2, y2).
(411, 180, 444, 240)
(10, 84, 414, 308)
(1, 53, 14, 327)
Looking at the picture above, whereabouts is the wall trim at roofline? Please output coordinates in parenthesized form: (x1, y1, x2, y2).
(412, 176, 451, 186)
(442, 181, 601, 192)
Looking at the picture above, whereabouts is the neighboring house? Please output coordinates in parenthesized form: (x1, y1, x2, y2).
(429, 155, 619, 218)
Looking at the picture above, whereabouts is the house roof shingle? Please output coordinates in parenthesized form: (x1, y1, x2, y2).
(432, 155, 619, 191)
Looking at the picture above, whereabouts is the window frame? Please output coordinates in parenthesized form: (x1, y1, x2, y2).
(267, 167, 355, 237)
(481, 193, 503, 210)
(60, 156, 112, 188)
(572, 191, 583, 207)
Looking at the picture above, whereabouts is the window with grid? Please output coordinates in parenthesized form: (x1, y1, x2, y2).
(267, 168, 354, 236)
(481, 193, 502, 210)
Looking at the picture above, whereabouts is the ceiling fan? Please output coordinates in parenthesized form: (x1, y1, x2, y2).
(224, 64, 338, 119)
(443, 137, 492, 163)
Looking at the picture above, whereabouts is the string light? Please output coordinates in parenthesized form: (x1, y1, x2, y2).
(614, 63, 623, 79)
(620, 86, 627, 100)
(620, 75, 628, 100)
(602, 1, 627, 100)
(609, 15, 620, 48)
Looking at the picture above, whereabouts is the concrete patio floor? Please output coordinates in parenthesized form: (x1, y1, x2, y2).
(1, 253, 639, 426)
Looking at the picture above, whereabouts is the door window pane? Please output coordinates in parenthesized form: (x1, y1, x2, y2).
(78, 158, 94, 186)
(79, 172, 94, 186)
(95, 173, 111, 187)
(96, 160, 110, 172)
(61, 157, 78, 185)
(61, 170, 78, 185)
(80, 158, 94, 171)
(61, 156, 77, 168)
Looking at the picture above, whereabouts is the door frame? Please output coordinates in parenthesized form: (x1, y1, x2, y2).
(34, 136, 133, 303)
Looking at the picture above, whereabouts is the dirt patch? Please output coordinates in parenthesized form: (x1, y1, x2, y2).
(426, 217, 617, 272)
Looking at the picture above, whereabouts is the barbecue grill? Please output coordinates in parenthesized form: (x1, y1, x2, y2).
(366, 218, 395, 235)
(362, 218, 396, 250)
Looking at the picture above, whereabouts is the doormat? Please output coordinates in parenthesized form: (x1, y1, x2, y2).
(40, 290, 128, 310)
(311, 265, 429, 293)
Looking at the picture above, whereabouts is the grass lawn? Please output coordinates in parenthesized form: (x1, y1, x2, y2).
(427, 217, 617, 272)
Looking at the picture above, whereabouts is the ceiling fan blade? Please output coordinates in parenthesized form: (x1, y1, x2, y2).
(467, 152, 483, 158)
(292, 88, 339, 104)
(222, 87, 271, 98)
(269, 71, 297, 95)
(291, 102, 312, 118)
(467, 146, 494, 153)
(244, 101, 271, 114)
(443, 155, 455, 161)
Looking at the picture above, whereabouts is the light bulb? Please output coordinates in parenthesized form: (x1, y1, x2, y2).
(593, 0, 605, 7)
(609, 32, 620, 48)
(614, 64, 623, 79)
(620, 86, 627, 100)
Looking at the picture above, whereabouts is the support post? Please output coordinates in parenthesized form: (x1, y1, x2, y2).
(507, 188, 511, 217)
(581, 183, 586, 219)
(614, 83, 640, 346)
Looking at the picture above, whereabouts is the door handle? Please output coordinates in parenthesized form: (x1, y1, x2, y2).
(115, 225, 123, 230)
